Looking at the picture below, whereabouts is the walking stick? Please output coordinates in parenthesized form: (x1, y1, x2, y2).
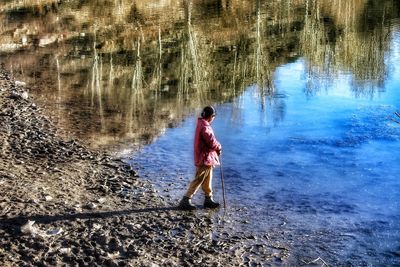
(219, 156, 227, 210)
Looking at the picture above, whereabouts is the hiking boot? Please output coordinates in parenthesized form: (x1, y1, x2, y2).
(178, 196, 196, 211)
(204, 196, 220, 209)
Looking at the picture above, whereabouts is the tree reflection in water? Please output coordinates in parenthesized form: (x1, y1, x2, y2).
(0, 0, 398, 149)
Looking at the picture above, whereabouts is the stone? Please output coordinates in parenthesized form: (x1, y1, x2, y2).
(10, 91, 20, 99)
(0, 43, 23, 52)
(97, 197, 106, 204)
(39, 35, 58, 47)
(15, 81, 26, 87)
(29, 199, 40, 204)
(20, 220, 37, 234)
(85, 202, 97, 210)
(21, 91, 28, 100)
(46, 228, 63, 236)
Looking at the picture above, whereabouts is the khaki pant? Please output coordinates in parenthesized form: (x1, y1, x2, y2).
(185, 165, 213, 198)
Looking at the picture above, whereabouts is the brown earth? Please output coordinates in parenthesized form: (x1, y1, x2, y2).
(0, 70, 289, 266)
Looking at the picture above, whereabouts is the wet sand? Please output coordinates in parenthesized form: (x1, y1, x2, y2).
(0, 70, 289, 266)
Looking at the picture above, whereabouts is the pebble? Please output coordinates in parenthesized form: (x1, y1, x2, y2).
(97, 197, 106, 204)
(85, 202, 97, 210)
(47, 228, 63, 235)
(20, 220, 36, 234)
(15, 81, 26, 87)
(29, 198, 39, 204)
(106, 251, 120, 259)
(59, 248, 71, 254)
(92, 224, 102, 230)
(21, 91, 29, 100)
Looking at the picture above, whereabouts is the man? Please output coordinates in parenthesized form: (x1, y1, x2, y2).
(179, 106, 222, 210)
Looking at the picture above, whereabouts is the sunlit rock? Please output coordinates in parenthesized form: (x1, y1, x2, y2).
(38, 35, 58, 47)
(21, 91, 29, 100)
(15, 81, 26, 87)
(21, 36, 28, 45)
(0, 43, 23, 52)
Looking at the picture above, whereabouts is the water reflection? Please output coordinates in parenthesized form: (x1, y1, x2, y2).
(301, 0, 395, 97)
(0, 0, 399, 149)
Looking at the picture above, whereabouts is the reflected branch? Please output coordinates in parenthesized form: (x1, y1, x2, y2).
(1, 0, 398, 147)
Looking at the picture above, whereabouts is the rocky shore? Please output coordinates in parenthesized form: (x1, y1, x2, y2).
(0, 70, 289, 266)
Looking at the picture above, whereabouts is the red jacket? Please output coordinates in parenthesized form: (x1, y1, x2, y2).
(194, 118, 222, 167)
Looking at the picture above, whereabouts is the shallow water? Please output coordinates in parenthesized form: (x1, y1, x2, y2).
(1, 0, 400, 265)
(131, 43, 400, 265)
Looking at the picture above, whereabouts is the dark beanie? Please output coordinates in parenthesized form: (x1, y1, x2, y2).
(201, 106, 216, 119)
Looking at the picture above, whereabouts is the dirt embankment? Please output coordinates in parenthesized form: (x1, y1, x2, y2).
(0, 70, 288, 266)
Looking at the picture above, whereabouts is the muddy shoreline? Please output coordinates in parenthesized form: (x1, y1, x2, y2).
(0, 70, 289, 266)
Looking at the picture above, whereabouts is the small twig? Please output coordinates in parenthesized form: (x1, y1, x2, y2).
(302, 257, 330, 267)
(43, 234, 63, 258)
(194, 240, 203, 247)
(393, 111, 400, 124)
(388, 111, 400, 124)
